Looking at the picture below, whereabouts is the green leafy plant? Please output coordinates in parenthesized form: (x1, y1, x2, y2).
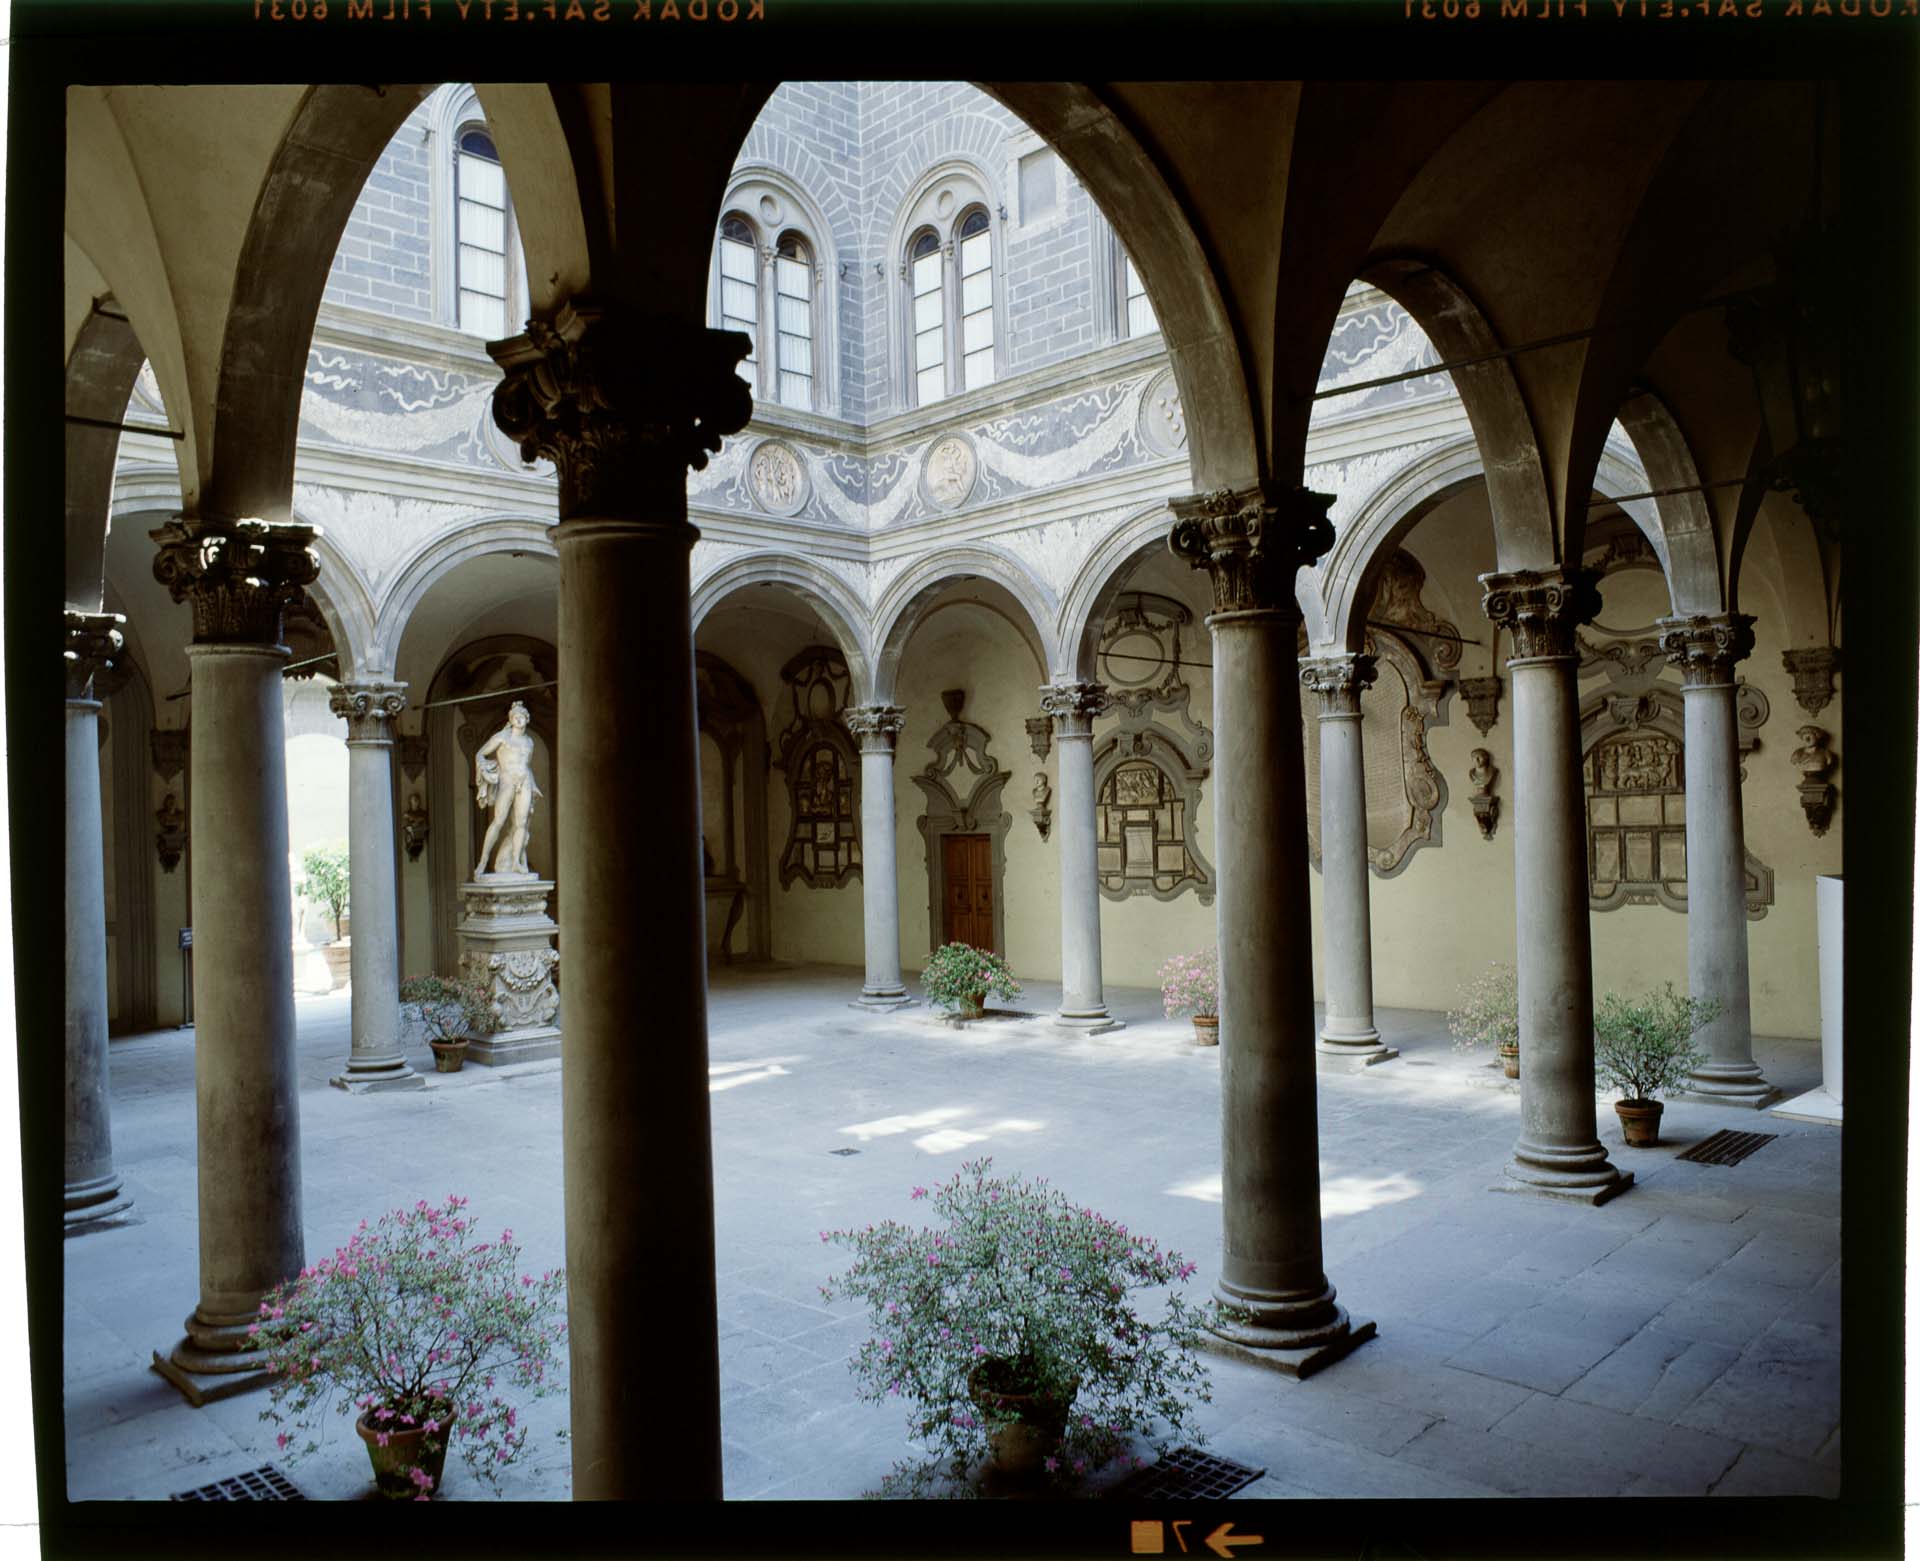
(1158, 948, 1219, 1019)
(1592, 983, 1719, 1102)
(400, 975, 496, 1045)
(298, 843, 351, 940)
(255, 1195, 566, 1499)
(1447, 960, 1520, 1053)
(819, 1160, 1214, 1497)
(919, 943, 1022, 1013)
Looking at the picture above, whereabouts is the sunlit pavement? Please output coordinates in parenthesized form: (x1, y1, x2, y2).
(64, 966, 1839, 1501)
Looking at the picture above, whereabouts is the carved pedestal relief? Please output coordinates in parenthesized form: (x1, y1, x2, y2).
(775, 646, 861, 887)
(1092, 592, 1214, 904)
(1467, 749, 1500, 841)
(1782, 645, 1841, 717)
(912, 689, 1011, 954)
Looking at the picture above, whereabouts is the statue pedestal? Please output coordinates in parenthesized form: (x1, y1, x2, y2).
(458, 875, 561, 1067)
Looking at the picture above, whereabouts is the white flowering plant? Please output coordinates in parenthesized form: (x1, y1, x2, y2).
(1158, 948, 1220, 1019)
(1447, 960, 1520, 1053)
(920, 942, 1022, 1012)
(1593, 984, 1718, 1102)
(818, 1160, 1213, 1497)
(254, 1195, 567, 1499)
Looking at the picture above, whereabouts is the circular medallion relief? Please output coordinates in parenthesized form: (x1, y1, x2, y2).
(935, 188, 956, 219)
(1138, 368, 1189, 458)
(757, 193, 784, 228)
(1101, 629, 1162, 688)
(923, 435, 978, 510)
(749, 440, 809, 516)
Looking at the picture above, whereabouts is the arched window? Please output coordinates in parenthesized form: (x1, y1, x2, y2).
(1123, 252, 1159, 339)
(910, 229, 945, 407)
(773, 232, 813, 410)
(957, 208, 994, 392)
(718, 216, 759, 387)
(455, 128, 508, 339)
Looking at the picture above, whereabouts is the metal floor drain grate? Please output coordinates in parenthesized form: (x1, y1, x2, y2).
(829, 1147, 860, 1156)
(170, 1465, 306, 1501)
(1106, 1447, 1265, 1501)
(1676, 1128, 1778, 1166)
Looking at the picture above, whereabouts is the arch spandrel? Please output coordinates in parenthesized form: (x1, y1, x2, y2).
(691, 552, 874, 704)
(869, 547, 1058, 706)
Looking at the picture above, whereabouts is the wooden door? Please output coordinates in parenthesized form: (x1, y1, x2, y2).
(941, 833, 995, 952)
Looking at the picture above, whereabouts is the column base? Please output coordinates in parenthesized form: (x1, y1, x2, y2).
(150, 1349, 273, 1408)
(1494, 1135, 1634, 1204)
(63, 1174, 135, 1234)
(1055, 1011, 1124, 1036)
(465, 1025, 562, 1067)
(1199, 1315, 1378, 1381)
(850, 991, 914, 1012)
(153, 1303, 280, 1405)
(1315, 1033, 1398, 1071)
(1673, 1067, 1782, 1109)
(329, 1057, 426, 1093)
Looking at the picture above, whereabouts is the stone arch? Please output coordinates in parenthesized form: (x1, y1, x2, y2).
(373, 516, 559, 676)
(207, 83, 594, 521)
(1614, 388, 1724, 616)
(1057, 504, 1182, 681)
(1319, 434, 1662, 654)
(66, 299, 148, 610)
(690, 551, 874, 701)
(979, 83, 1257, 492)
(1357, 258, 1556, 571)
(870, 547, 1057, 705)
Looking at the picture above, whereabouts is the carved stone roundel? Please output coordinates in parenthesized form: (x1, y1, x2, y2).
(1138, 368, 1189, 458)
(749, 440, 809, 516)
(924, 435, 978, 510)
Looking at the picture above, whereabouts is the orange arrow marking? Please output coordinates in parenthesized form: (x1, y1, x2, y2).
(1204, 1524, 1262, 1559)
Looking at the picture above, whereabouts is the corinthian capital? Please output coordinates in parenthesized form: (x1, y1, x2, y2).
(1299, 652, 1378, 718)
(329, 680, 409, 744)
(842, 704, 906, 753)
(1480, 566, 1599, 663)
(489, 298, 753, 519)
(1657, 613, 1755, 689)
(1168, 482, 1333, 616)
(65, 610, 125, 700)
(150, 516, 321, 647)
(1038, 681, 1111, 737)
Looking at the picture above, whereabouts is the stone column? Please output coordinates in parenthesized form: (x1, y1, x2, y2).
(328, 682, 422, 1093)
(490, 301, 751, 1500)
(1659, 613, 1778, 1107)
(1299, 653, 1396, 1070)
(65, 612, 134, 1232)
(148, 516, 318, 1400)
(1170, 483, 1373, 1373)
(1039, 681, 1121, 1034)
(843, 706, 912, 1009)
(1482, 567, 1631, 1205)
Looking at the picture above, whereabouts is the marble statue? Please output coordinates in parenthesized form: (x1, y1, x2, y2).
(474, 700, 542, 878)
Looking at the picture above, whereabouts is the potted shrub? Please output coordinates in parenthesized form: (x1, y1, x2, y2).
(1448, 960, 1520, 1078)
(819, 1159, 1214, 1497)
(920, 942, 1021, 1021)
(401, 974, 494, 1072)
(254, 1195, 567, 1499)
(299, 843, 353, 988)
(1593, 983, 1719, 1147)
(1158, 948, 1220, 1045)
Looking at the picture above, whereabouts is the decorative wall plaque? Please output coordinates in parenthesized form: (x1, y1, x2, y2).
(923, 434, 978, 509)
(775, 646, 861, 888)
(748, 439, 809, 517)
(1137, 367, 1188, 457)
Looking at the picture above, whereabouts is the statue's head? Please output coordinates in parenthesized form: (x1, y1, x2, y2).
(508, 700, 531, 730)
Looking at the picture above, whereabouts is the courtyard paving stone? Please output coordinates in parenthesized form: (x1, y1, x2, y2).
(63, 965, 1838, 1502)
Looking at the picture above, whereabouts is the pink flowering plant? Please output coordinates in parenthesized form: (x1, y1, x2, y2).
(920, 942, 1022, 1013)
(819, 1160, 1213, 1497)
(1447, 960, 1520, 1053)
(1158, 948, 1220, 1019)
(253, 1195, 567, 1498)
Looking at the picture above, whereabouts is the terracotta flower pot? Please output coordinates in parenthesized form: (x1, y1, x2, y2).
(1615, 1098, 1664, 1148)
(1499, 1042, 1519, 1079)
(967, 1361, 1077, 1480)
(1190, 1015, 1219, 1046)
(958, 990, 988, 1021)
(429, 1038, 469, 1073)
(355, 1406, 454, 1499)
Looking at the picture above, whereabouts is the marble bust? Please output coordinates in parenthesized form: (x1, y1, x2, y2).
(474, 700, 542, 878)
